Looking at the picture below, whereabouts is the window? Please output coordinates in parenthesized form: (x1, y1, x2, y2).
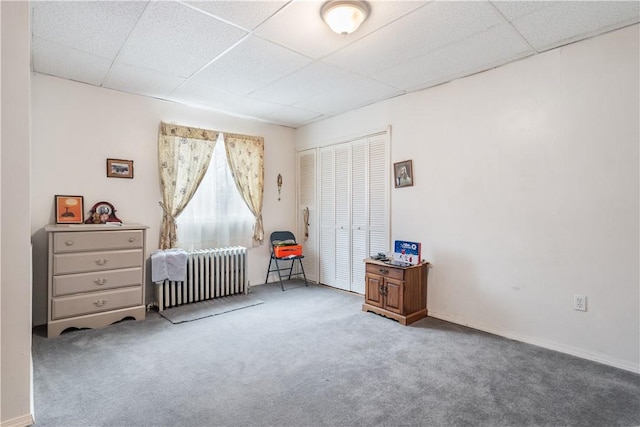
(176, 135, 254, 250)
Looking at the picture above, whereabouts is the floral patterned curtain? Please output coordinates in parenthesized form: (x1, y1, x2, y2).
(224, 133, 265, 243)
(158, 122, 218, 249)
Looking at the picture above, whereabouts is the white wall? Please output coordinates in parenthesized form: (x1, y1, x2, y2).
(31, 74, 297, 326)
(295, 25, 640, 372)
(1, 2, 34, 426)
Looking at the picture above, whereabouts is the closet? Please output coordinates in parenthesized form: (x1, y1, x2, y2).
(297, 130, 390, 294)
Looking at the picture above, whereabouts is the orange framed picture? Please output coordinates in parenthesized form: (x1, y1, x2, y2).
(55, 195, 84, 224)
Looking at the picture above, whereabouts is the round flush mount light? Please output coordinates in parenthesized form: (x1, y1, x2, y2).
(321, 1, 370, 36)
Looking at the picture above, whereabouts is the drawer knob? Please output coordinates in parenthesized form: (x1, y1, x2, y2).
(379, 268, 389, 275)
(93, 299, 107, 307)
(95, 259, 108, 266)
(94, 278, 108, 286)
(128, 237, 135, 243)
(65, 240, 74, 246)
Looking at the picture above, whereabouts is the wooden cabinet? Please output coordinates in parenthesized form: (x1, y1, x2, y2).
(45, 224, 148, 337)
(362, 259, 431, 325)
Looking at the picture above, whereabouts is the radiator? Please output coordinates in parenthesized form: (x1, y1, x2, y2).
(155, 247, 247, 311)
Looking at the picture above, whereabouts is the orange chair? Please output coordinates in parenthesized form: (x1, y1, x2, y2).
(265, 231, 308, 291)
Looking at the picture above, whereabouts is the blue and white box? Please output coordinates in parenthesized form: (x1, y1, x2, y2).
(393, 240, 421, 265)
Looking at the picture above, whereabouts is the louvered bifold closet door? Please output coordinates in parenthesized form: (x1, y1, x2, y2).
(368, 134, 390, 256)
(319, 147, 336, 287)
(297, 149, 317, 282)
(350, 140, 367, 294)
(334, 144, 351, 291)
(317, 131, 390, 294)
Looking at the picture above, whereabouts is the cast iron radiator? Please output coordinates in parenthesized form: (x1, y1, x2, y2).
(155, 247, 247, 311)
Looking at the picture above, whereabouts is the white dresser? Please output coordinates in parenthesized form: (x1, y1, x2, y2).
(45, 223, 148, 337)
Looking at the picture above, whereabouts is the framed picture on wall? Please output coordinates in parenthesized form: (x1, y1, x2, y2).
(107, 158, 134, 179)
(394, 160, 413, 188)
(55, 195, 84, 224)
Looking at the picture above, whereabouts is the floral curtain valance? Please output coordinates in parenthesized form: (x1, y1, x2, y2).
(159, 122, 219, 141)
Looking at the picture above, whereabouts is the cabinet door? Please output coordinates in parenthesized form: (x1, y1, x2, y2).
(384, 277, 403, 314)
(365, 274, 384, 307)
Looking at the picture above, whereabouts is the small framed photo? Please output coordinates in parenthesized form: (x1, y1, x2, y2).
(394, 160, 414, 188)
(107, 158, 134, 179)
(55, 195, 84, 224)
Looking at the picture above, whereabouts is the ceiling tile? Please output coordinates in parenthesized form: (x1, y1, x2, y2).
(32, 37, 112, 86)
(259, 106, 323, 128)
(31, 1, 147, 60)
(168, 81, 284, 118)
(294, 77, 404, 115)
(117, 1, 247, 78)
(192, 36, 312, 95)
(103, 64, 186, 98)
(490, 1, 554, 21)
(504, 1, 640, 52)
(254, 0, 426, 59)
(373, 24, 534, 93)
(324, 1, 507, 76)
(250, 62, 361, 105)
(185, 1, 288, 30)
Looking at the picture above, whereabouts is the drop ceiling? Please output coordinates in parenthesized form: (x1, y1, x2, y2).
(31, 1, 639, 129)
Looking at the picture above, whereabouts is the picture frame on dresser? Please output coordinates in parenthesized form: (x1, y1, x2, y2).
(55, 195, 84, 224)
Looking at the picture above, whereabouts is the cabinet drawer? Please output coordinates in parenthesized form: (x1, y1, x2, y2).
(53, 249, 143, 275)
(53, 267, 143, 296)
(54, 230, 143, 253)
(366, 263, 404, 280)
(51, 287, 142, 320)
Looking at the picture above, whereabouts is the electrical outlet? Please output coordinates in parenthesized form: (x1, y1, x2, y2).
(574, 294, 587, 311)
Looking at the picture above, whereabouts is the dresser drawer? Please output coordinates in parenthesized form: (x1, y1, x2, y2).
(366, 263, 404, 280)
(53, 249, 143, 275)
(53, 230, 143, 253)
(51, 287, 142, 320)
(53, 267, 143, 296)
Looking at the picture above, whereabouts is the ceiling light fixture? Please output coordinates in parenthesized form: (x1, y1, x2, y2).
(321, 1, 370, 36)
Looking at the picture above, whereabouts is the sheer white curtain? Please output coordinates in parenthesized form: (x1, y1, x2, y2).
(176, 135, 254, 251)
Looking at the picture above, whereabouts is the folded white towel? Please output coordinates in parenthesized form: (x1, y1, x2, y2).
(151, 250, 167, 283)
(166, 248, 188, 281)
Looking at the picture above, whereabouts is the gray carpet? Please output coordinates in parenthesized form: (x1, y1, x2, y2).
(158, 294, 264, 324)
(32, 282, 640, 427)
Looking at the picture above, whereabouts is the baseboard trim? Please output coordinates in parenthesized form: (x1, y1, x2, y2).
(428, 311, 640, 374)
(0, 414, 34, 427)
